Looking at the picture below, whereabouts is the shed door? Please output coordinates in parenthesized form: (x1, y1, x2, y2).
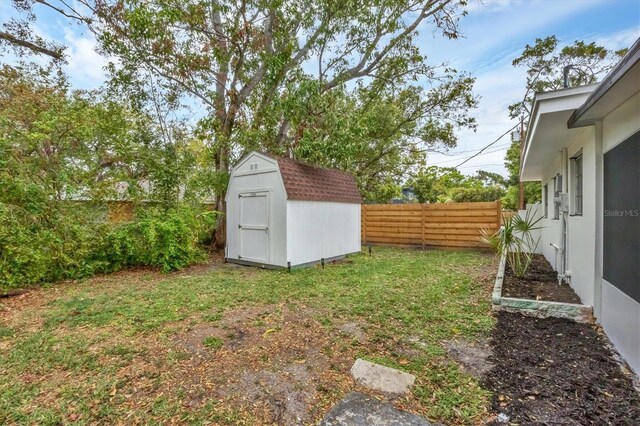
(238, 192, 270, 263)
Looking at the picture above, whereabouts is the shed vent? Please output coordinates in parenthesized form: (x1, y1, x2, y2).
(250, 162, 259, 170)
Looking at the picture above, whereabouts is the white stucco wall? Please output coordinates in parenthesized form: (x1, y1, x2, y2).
(226, 153, 288, 267)
(539, 156, 563, 272)
(536, 127, 597, 306)
(566, 128, 597, 306)
(286, 200, 361, 267)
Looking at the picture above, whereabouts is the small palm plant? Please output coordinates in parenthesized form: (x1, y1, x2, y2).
(482, 209, 543, 278)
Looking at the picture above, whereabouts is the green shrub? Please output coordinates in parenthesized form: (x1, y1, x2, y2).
(103, 207, 216, 272)
(481, 208, 542, 278)
(0, 203, 110, 289)
(0, 204, 216, 290)
(445, 186, 506, 203)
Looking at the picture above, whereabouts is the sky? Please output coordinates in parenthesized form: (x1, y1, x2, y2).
(1, 0, 639, 177)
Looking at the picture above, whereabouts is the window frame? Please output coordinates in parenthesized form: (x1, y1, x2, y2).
(543, 184, 549, 219)
(552, 174, 562, 220)
(571, 152, 583, 216)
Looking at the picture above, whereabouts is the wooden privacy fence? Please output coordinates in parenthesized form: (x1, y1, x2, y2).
(361, 201, 502, 249)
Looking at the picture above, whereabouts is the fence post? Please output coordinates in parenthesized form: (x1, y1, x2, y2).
(361, 204, 366, 244)
(421, 203, 426, 250)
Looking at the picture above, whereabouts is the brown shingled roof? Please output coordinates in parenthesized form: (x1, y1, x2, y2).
(269, 155, 361, 203)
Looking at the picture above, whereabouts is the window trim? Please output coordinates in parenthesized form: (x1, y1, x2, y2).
(571, 152, 583, 216)
(543, 184, 549, 219)
(552, 174, 562, 220)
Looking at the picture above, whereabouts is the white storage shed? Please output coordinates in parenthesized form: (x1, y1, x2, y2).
(225, 152, 362, 269)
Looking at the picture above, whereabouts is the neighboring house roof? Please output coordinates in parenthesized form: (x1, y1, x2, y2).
(569, 37, 640, 128)
(260, 153, 362, 203)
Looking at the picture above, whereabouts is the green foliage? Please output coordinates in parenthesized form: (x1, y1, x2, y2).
(104, 207, 215, 272)
(292, 82, 478, 202)
(0, 65, 216, 290)
(409, 166, 505, 204)
(482, 208, 542, 278)
(5, 1, 482, 243)
(0, 203, 215, 290)
(501, 140, 541, 210)
(509, 36, 627, 120)
(410, 166, 467, 203)
(447, 186, 505, 203)
(501, 183, 541, 211)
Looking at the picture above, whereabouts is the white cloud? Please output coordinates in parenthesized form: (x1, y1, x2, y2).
(62, 28, 108, 89)
(592, 27, 640, 50)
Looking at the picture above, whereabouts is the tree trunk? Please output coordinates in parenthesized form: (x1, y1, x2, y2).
(213, 144, 229, 250)
(214, 193, 227, 250)
(212, 104, 237, 250)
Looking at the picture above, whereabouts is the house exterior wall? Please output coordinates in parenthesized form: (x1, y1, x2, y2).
(286, 200, 361, 267)
(226, 154, 288, 267)
(566, 127, 597, 306)
(539, 156, 563, 270)
(537, 128, 597, 306)
(599, 91, 640, 375)
(534, 92, 640, 374)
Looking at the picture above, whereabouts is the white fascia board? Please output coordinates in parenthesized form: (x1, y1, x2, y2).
(521, 85, 597, 179)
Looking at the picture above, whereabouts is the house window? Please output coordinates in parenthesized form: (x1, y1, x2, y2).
(553, 174, 562, 220)
(571, 153, 583, 216)
(543, 184, 549, 218)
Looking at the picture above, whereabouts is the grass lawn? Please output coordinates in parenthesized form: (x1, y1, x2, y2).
(0, 247, 497, 425)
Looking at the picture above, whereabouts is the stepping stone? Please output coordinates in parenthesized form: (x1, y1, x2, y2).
(319, 392, 434, 426)
(350, 358, 415, 395)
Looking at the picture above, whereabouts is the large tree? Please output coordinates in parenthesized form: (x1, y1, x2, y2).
(504, 36, 628, 209)
(5, 0, 476, 246)
(509, 35, 628, 122)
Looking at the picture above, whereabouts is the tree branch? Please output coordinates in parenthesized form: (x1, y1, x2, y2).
(0, 30, 63, 59)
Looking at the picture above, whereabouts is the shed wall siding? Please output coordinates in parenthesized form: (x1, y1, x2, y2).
(286, 201, 361, 266)
(226, 154, 288, 267)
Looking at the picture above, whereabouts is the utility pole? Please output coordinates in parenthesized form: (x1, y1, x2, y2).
(518, 118, 525, 210)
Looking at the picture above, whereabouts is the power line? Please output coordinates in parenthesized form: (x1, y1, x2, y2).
(457, 163, 504, 169)
(429, 145, 510, 165)
(454, 123, 519, 168)
(433, 142, 511, 157)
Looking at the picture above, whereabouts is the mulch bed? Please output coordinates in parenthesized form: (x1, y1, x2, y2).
(502, 254, 582, 304)
(483, 312, 640, 425)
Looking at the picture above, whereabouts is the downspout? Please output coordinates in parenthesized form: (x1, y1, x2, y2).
(559, 148, 570, 284)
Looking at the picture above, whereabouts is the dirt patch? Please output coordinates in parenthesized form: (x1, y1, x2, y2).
(443, 338, 493, 379)
(164, 304, 359, 424)
(483, 312, 640, 425)
(502, 254, 582, 304)
(339, 322, 366, 343)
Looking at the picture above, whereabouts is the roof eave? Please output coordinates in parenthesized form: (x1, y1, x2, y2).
(568, 37, 640, 128)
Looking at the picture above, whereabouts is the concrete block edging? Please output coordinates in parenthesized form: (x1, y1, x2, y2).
(491, 253, 594, 323)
